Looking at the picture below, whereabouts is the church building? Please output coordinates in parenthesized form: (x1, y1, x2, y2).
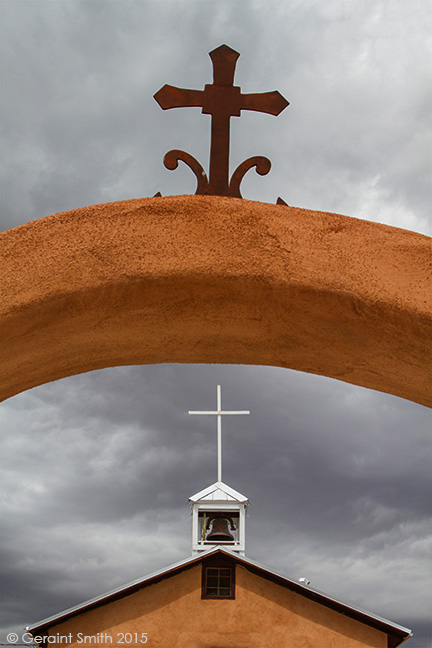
(26, 387, 411, 648)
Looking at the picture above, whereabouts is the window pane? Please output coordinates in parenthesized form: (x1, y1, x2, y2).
(204, 566, 233, 598)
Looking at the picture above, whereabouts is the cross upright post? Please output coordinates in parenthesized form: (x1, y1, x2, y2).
(188, 384, 250, 483)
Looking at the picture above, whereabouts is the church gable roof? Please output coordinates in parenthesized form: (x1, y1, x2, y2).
(27, 548, 411, 648)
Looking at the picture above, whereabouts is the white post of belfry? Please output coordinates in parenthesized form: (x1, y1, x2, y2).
(188, 385, 250, 483)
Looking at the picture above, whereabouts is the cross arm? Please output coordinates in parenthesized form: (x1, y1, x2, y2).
(241, 90, 289, 116)
(188, 411, 219, 415)
(221, 411, 250, 415)
(154, 84, 204, 110)
(188, 411, 250, 415)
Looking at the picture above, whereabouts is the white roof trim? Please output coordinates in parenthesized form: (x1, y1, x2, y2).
(226, 550, 413, 637)
(27, 550, 216, 633)
(189, 481, 248, 503)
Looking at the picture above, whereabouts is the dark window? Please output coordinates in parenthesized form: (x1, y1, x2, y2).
(202, 564, 235, 599)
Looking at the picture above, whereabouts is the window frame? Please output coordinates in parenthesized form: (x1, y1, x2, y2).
(201, 559, 236, 600)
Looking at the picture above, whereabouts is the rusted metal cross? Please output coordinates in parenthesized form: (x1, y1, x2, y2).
(154, 44, 288, 198)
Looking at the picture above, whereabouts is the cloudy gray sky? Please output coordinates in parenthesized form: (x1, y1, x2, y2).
(1, 1, 431, 647)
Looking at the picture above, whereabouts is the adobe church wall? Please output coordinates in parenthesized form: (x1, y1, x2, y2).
(1, 195, 430, 405)
(42, 563, 387, 647)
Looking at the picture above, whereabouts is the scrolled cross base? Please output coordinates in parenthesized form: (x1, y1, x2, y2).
(163, 150, 209, 195)
(228, 156, 271, 198)
(163, 150, 272, 198)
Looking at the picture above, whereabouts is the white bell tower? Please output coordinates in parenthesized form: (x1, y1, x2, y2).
(189, 481, 248, 555)
(188, 385, 250, 555)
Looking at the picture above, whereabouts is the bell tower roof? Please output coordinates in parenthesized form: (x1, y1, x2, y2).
(189, 481, 248, 504)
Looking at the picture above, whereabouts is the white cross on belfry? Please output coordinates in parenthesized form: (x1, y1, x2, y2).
(188, 384, 250, 483)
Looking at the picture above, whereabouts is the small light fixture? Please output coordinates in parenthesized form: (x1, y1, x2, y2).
(299, 577, 310, 585)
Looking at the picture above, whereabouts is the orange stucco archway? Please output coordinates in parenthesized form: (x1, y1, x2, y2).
(1, 195, 431, 406)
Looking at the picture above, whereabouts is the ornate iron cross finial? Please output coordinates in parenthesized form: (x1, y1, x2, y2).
(154, 44, 289, 198)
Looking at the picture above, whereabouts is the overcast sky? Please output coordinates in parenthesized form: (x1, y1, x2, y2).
(1, 1, 431, 647)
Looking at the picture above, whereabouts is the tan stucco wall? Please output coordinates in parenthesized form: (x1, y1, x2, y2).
(43, 565, 387, 648)
(1, 195, 430, 405)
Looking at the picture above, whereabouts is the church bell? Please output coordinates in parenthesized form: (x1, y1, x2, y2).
(206, 516, 235, 542)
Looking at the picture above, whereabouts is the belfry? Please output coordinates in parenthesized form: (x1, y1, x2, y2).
(189, 481, 248, 555)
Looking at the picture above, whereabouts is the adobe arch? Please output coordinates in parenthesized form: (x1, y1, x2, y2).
(1, 195, 430, 406)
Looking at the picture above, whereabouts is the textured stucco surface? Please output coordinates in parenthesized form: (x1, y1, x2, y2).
(1, 195, 430, 405)
(45, 565, 388, 648)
